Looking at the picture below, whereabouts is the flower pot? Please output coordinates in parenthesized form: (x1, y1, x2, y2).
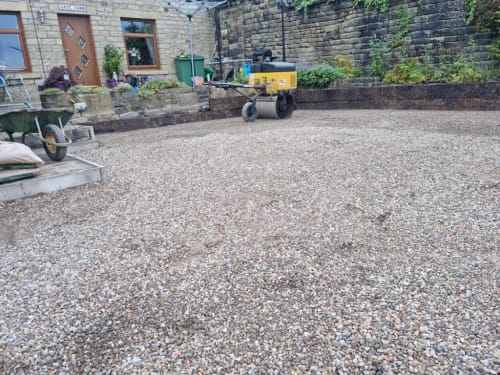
(54, 81, 66, 91)
(106, 79, 118, 89)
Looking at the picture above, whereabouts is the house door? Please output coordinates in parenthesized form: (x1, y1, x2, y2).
(58, 14, 100, 86)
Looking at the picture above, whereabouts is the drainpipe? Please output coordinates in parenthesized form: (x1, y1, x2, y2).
(27, 0, 47, 78)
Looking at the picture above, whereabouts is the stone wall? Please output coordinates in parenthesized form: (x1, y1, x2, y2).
(296, 82, 500, 110)
(89, 81, 499, 134)
(217, 0, 496, 71)
(0, 0, 214, 97)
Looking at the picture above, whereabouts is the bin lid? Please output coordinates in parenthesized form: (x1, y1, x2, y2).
(175, 55, 205, 60)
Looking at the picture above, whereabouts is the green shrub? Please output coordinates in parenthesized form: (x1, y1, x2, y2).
(383, 58, 426, 84)
(68, 85, 109, 94)
(298, 64, 348, 88)
(369, 35, 387, 78)
(67, 85, 88, 94)
(114, 83, 133, 91)
(140, 78, 188, 90)
(91, 86, 109, 94)
(432, 59, 481, 83)
(335, 56, 356, 78)
(477, 68, 500, 82)
(138, 89, 154, 101)
(103, 44, 124, 79)
(232, 70, 248, 84)
(42, 87, 64, 95)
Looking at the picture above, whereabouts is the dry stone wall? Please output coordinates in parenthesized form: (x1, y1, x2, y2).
(217, 0, 496, 71)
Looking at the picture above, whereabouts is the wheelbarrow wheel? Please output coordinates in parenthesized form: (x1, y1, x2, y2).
(242, 102, 258, 122)
(42, 124, 67, 161)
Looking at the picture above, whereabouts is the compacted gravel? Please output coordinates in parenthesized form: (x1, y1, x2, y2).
(0, 109, 498, 374)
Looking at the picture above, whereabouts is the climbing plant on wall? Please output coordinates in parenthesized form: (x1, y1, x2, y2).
(465, 0, 499, 31)
(352, 0, 390, 12)
(291, 0, 492, 21)
(292, 0, 390, 13)
(462, 0, 477, 23)
(462, 0, 500, 63)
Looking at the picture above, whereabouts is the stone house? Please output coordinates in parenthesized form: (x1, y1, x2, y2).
(0, 0, 216, 98)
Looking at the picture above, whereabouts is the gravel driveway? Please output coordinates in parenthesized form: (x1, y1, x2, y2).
(1, 109, 498, 374)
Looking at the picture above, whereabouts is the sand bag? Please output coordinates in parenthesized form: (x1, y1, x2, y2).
(0, 141, 44, 167)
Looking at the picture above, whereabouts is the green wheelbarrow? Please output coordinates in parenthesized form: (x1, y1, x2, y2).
(0, 109, 74, 161)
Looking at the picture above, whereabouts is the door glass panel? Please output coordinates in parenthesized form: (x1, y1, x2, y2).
(0, 14, 19, 29)
(65, 24, 74, 36)
(77, 37, 86, 49)
(0, 34, 26, 68)
(74, 66, 82, 78)
(80, 54, 89, 66)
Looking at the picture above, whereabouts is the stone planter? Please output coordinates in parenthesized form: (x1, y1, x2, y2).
(76, 92, 114, 116)
(110, 90, 144, 114)
(208, 87, 247, 112)
(141, 88, 200, 111)
(40, 92, 72, 109)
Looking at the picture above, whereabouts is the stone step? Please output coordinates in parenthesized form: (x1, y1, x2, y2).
(0, 153, 105, 202)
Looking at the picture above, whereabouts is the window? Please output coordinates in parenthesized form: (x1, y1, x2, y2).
(121, 19, 160, 69)
(0, 12, 31, 71)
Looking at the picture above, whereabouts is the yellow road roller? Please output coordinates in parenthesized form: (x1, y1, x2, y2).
(207, 59, 297, 122)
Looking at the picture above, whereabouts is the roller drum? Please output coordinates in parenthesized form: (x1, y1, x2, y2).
(255, 94, 294, 119)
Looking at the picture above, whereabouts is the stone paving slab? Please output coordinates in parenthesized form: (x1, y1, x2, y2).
(0, 153, 104, 202)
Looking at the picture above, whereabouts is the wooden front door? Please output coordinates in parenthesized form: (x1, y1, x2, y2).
(58, 14, 100, 86)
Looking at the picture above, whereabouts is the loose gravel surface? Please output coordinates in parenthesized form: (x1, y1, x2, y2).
(1, 109, 499, 374)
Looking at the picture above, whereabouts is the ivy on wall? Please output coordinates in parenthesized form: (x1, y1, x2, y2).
(292, 0, 390, 13)
(463, 0, 477, 23)
(352, 0, 390, 12)
(291, 0, 492, 25)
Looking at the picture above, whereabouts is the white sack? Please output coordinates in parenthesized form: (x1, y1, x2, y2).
(0, 141, 44, 166)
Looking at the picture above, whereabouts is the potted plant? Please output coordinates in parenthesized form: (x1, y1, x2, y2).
(43, 65, 74, 91)
(103, 44, 124, 88)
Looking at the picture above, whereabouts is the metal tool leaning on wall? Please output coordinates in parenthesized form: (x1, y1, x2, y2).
(206, 49, 297, 122)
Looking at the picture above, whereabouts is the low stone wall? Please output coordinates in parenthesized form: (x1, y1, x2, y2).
(296, 82, 500, 111)
(110, 88, 203, 113)
(40, 87, 211, 127)
(209, 95, 247, 112)
(91, 109, 240, 134)
(82, 82, 499, 134)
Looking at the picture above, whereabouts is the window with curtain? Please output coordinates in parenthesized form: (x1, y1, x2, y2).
(121, 19, 160, 69)
(0, 12, 31, 71)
